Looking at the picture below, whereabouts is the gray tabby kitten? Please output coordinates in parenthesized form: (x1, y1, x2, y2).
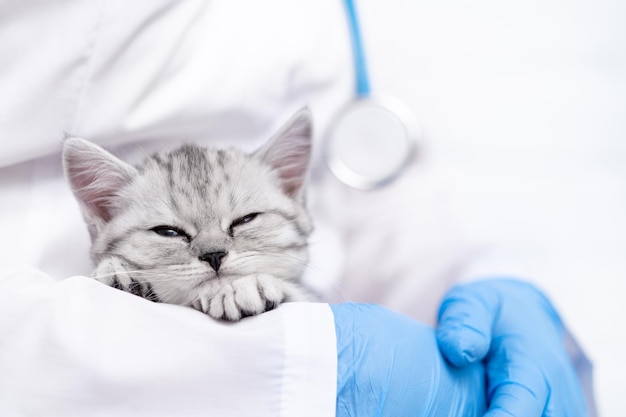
(63, 109, 314, 321)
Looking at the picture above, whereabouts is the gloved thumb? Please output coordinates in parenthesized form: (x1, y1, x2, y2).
(436, 282, 499, 367)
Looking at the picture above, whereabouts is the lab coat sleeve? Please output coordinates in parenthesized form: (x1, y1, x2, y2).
(0, 266, 337, 417)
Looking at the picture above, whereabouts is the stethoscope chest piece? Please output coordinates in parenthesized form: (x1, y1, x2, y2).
(325, 0, 420, 190)
(326, 96, 418, 190)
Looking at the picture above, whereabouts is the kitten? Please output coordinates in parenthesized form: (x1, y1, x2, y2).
(63, 109, 314, 321)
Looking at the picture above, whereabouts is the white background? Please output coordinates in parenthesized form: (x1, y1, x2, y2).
(357, 1, 625, 415)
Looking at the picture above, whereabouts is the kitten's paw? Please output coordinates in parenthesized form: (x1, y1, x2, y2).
(193, 275, 297, 321)
(234, 274, 286, 315)
(92, 257, 155, 300)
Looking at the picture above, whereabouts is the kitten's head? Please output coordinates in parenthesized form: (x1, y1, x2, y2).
(63, 109, 313, 305)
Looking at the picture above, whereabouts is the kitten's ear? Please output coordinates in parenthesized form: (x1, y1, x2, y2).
(62, 137, 137, 226)
(254, 108, 312, 199)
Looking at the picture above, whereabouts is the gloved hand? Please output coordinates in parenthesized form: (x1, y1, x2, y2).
(331, 303, 486, 417)
(437, 278, 589, 417)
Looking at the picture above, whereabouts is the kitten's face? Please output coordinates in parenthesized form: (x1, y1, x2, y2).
(63, 110, 312, 307)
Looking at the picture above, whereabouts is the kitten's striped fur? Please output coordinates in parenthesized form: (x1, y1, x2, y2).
(63, 109, 314, 321)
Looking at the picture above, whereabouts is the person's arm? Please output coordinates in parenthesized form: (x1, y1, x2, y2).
(437, 278, 597, 417)
(0, 266, 337, 417)
(1, 266, 488, 417)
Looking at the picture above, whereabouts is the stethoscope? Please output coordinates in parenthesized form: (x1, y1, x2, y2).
(325, 0, 419, 190)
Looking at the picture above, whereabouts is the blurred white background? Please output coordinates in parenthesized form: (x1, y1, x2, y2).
(357, 1, 625, 415)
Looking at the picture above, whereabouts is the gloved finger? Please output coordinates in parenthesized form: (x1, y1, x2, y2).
(436, 283, 498, 367)
(483, 343, 549, 417)
(542, 350, 590, 417)
(483, 383, 546, 417)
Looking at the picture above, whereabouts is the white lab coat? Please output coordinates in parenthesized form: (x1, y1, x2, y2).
(0, 0, 612, 415)
(1, 2, 345, 415)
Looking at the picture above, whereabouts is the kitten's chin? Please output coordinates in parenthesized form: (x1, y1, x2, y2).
(191, 272, 222, 288)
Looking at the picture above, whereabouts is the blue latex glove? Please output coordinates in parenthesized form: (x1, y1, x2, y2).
(437, 278, 589, 417)
(331, 303, 486, 417)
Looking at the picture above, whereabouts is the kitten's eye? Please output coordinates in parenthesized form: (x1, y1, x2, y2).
(230, 213, 260, 229)
(151, 226, 190, 240)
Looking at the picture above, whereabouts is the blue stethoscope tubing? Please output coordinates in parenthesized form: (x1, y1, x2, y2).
(325, 0, 420, 190)
(344, 0, 371, 97)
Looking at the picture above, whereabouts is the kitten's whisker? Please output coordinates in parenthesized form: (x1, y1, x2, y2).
(91, 266, 207, 284)
(90, 269, 156, 280)
(262, 251, 353, 303)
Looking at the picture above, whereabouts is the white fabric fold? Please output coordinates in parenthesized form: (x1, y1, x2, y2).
(0, 267, 338, 417)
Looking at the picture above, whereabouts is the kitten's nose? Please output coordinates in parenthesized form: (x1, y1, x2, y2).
(199, 251, 228, 272)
